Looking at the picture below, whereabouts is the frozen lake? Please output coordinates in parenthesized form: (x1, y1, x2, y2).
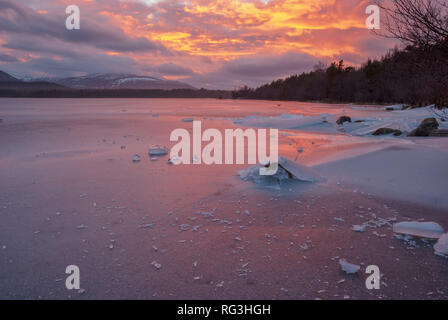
(1, 98, 447, 299)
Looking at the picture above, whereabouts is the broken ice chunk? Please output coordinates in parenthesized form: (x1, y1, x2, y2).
(167, 155, 179, 165)
(393, 221, 444, 239)
(352, 225, 366, 232)
(179, 224, 190, 231)
(238, 156, 324, 186)
(139, 223, 154, 229)
(339, 259, 360, 274)
(434, 233, 448, 257)
(276, 156, 324, 182)
(132, 154, 141, 163)
(148, 146, 168, 156)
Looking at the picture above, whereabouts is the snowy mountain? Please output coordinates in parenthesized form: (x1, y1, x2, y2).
(0, 70, 20, 82)
(0, 70, 65, 90)
(32, 73, 196, 90)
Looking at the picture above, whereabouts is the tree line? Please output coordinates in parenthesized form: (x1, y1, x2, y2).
(0, 88, 232, 99)
(232, 43, 447, 107)
(233, 0, 448, 108)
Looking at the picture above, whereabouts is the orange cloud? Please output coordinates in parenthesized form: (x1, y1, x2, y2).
(110, 0, 374, 63)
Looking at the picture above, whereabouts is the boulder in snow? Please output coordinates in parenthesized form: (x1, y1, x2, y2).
(393, 221, 444, 239)
(407, 118, 439, 136)
(372, 128, 402, 136)
(336, 116, 351, 125)
(429, 129, 448, 137)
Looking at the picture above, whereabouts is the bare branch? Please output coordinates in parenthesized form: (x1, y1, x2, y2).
(375, 0, 448, 49)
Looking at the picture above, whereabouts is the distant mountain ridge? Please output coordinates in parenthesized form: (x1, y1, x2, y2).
(0, 70, 196, 90)
(30, 73, 196, 90)
(0, 70, 229, 98)
(0, 70, 20, 82)
(0, 70, 66, 90)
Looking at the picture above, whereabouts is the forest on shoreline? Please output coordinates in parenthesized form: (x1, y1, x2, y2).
(0, 88, 232, 99)
(233, 0, 448, 108)
(232, 43, 448, 108)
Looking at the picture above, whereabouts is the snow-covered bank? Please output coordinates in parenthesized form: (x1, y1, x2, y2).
(233, 105, 448, 137)
(339, 105, 448, 136)
(237, 135, 448, 209)
(315, 140, 448, 209)
(231, 105, 448, 209)
(233, 113, 336, 133)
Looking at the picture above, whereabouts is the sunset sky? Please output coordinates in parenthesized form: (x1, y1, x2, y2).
(0, 0, 397, 89)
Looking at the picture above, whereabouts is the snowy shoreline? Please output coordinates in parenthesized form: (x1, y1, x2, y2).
(233, 104, 448, 210)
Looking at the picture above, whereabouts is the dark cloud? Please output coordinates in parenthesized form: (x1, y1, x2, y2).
(220, 52, 318, 78)
(3, 52, 140, 78)
(0, 0, 167, 53)
(2, 35, 82, 59)
(183, 51, 320, 89)
(0, 52, 18, 62)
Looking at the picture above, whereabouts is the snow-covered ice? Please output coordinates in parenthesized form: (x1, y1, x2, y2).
(239, 156, 324, 187)
(393, 221, 445, 239)
(2, 98, 448, 299)
(434, 234, 448, 257)
(339, 259, 360, 274)
(234, 105, 448, 137)
(148, 146, 168, 156)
